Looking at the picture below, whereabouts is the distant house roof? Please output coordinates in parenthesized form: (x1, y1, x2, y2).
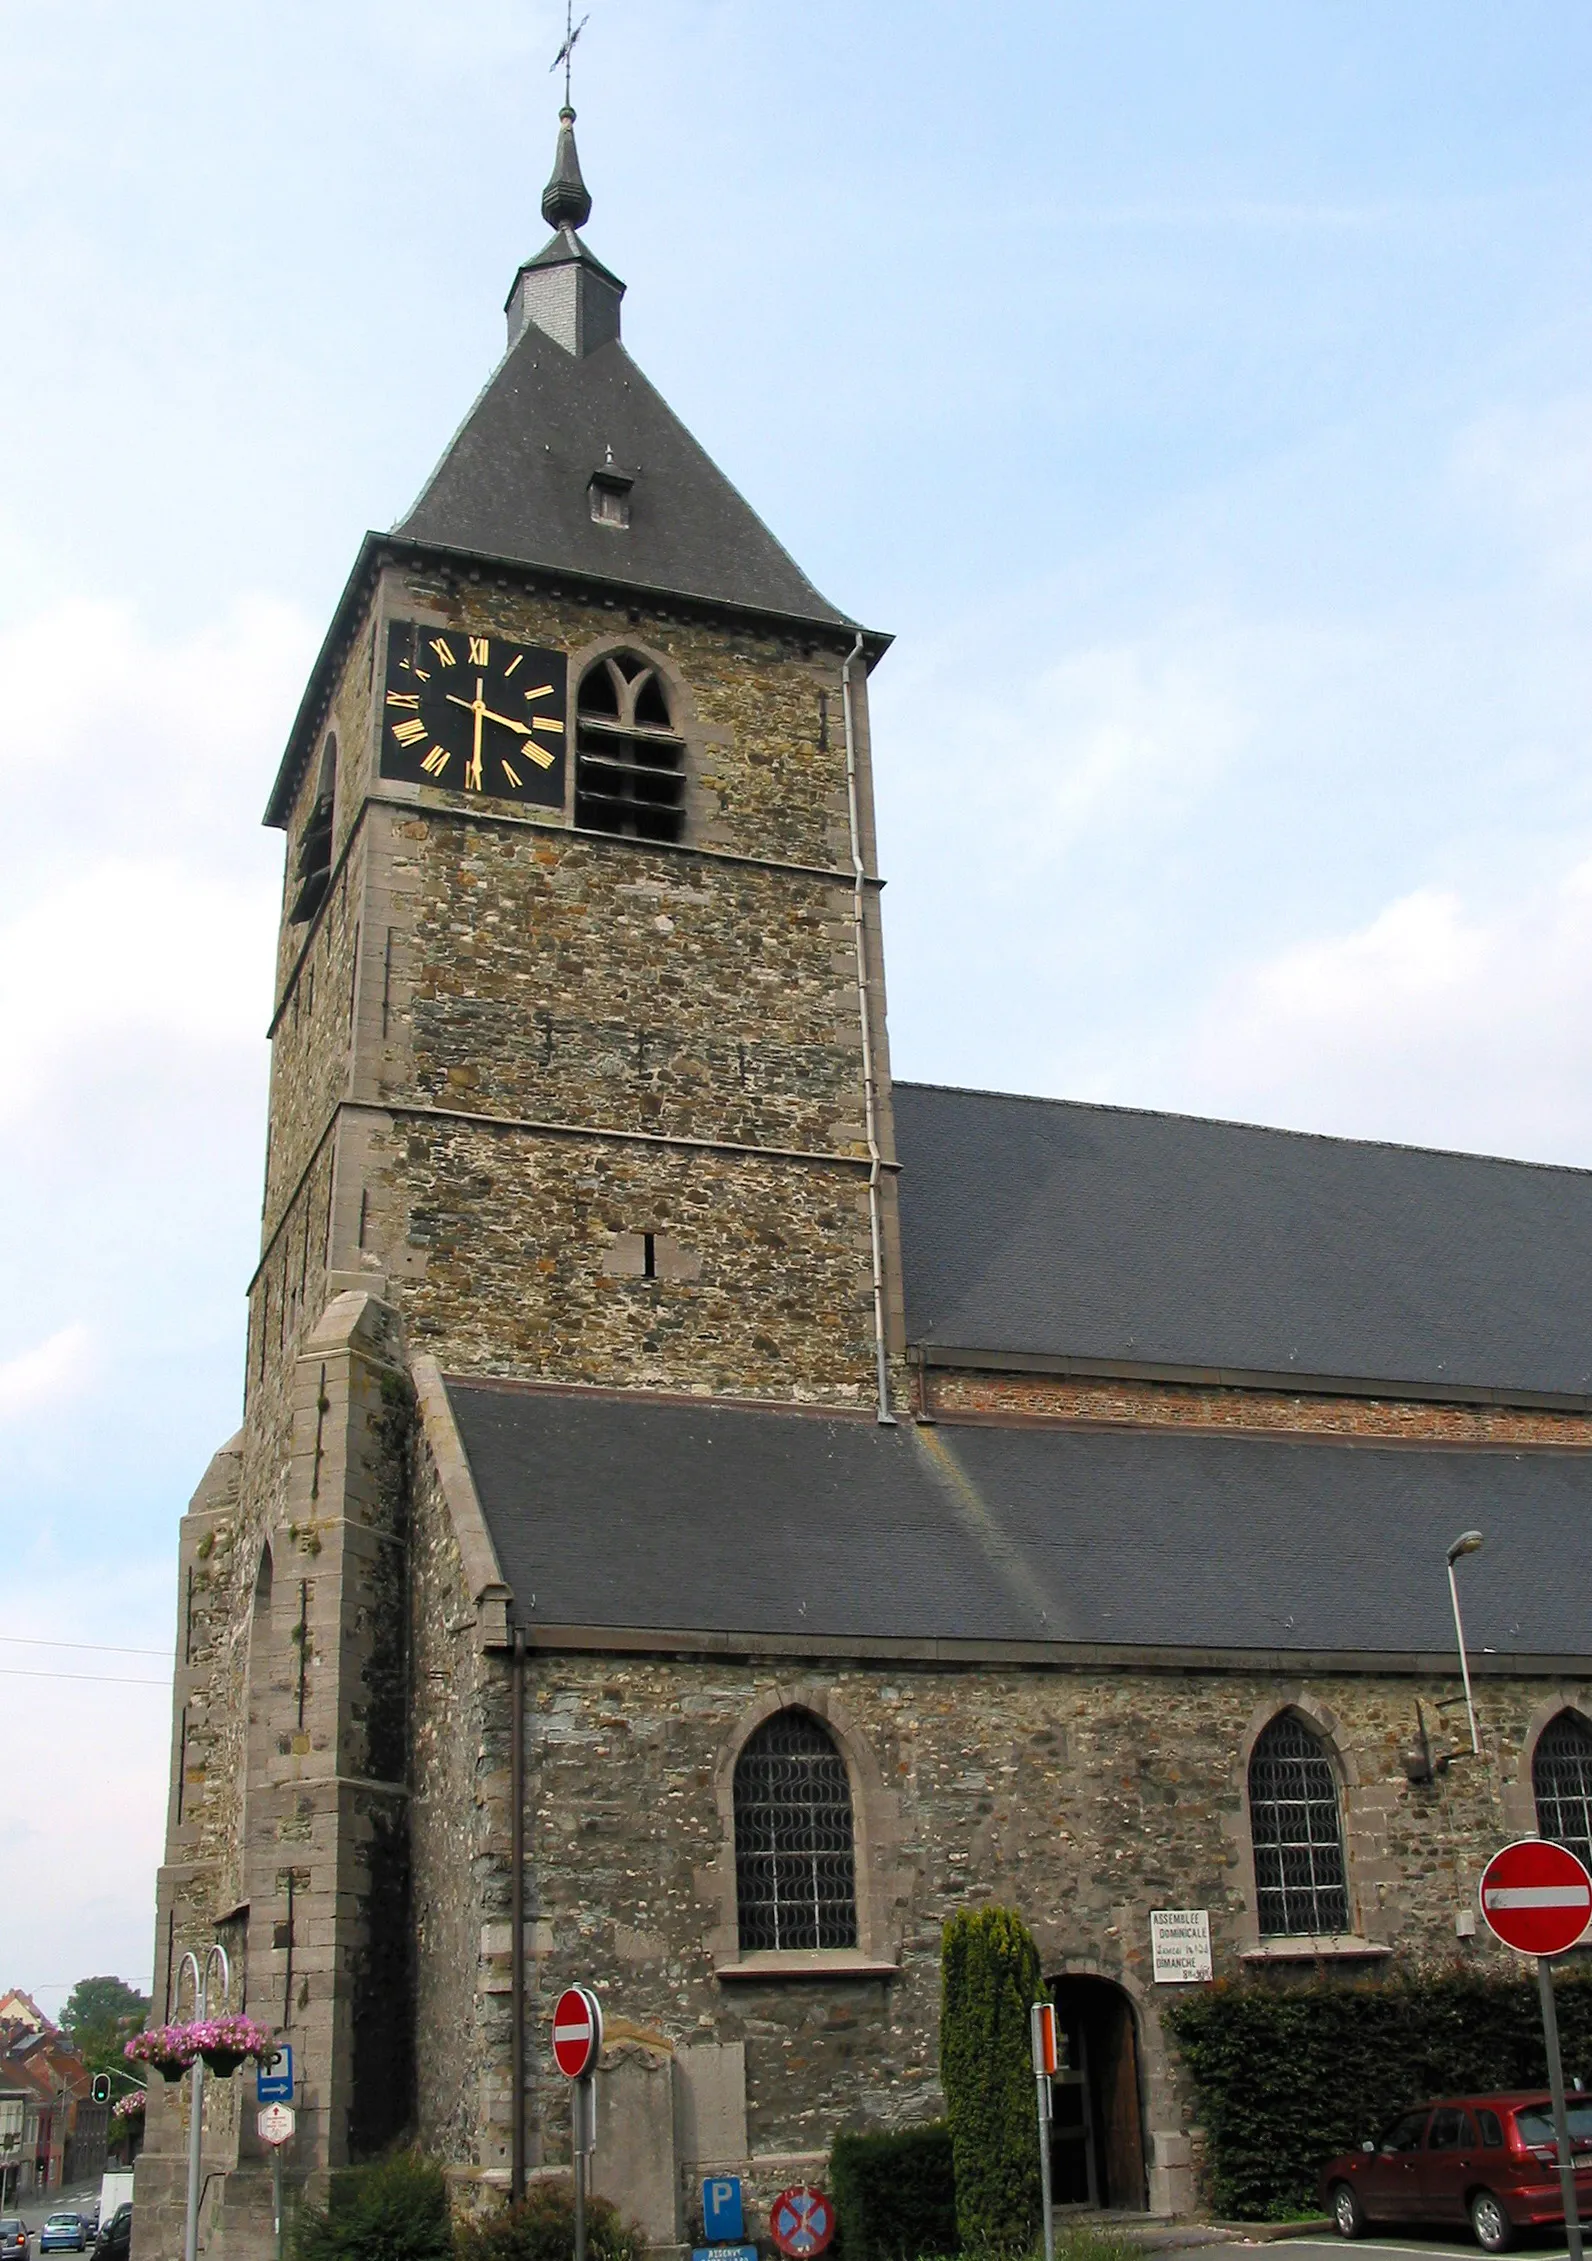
(395, 325, 854, 631)
(0, 1991, 49, 2036)
(893, 1081, 1592, 1403)
(446, 1378, 1592, 1666)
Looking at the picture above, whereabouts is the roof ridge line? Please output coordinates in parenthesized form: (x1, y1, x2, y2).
(892, 1079, 1592, 1181)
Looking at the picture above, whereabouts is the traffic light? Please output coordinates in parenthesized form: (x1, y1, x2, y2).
(91, 2075, 110, 2104)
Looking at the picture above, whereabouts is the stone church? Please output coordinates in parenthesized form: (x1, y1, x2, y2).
(135, 105, 1592, 2259)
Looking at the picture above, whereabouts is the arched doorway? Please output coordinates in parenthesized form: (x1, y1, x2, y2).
(1048, 1974, 1147, 2212)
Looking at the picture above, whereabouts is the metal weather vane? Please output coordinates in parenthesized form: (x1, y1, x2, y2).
(551, 1, 590, 106)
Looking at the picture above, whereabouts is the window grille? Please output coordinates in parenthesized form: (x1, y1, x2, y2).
(733, 1708, 857, 1952)
(575, 654, 685, 843)
(1249, 1712, 1350, 1937)
(1534, 1711, 1592, 1869)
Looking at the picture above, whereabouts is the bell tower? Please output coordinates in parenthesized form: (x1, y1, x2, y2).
(139, 103, 901, 2255)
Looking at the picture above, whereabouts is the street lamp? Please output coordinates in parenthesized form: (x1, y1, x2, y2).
(1446, 1530, 1485, 1756)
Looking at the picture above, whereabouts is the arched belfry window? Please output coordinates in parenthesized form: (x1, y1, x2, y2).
(1534, 1711, 1592, 1870)
(574, 653, 685, 843)
(733, 1708, 858, 1952)
(289, 733, 336, 924)
(1249, 1711, 1350, 1937)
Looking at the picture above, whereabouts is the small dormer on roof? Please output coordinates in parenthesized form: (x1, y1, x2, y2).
(505, 107, 625, 357)
(588, 444, 636, 528)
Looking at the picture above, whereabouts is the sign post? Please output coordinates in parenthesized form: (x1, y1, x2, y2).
(1030, 2001, 1058, 2261)
(1478, 1839, 1592, 2261)
(552, 1987, 603, 2261)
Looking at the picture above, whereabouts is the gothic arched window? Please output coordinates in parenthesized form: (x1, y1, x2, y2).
(574, 653, 685, 843)
(1534, 1711, 1592, 1870)
(1249, 1711, 1350, 1937)
(733, 1708, 858, 1952)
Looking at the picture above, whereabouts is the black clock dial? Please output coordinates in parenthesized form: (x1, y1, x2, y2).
(380, 619, 569, 809)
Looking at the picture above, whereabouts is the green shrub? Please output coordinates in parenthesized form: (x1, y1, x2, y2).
(454, 2181, 644, 2261)
(1167, 1967, 1592, 2221)
(829, 2122, 958, 2261)
(293, 2151, 452, 2261)
(1054, 2228, 1142, 2261)
(940, 1908, 1047, 2251)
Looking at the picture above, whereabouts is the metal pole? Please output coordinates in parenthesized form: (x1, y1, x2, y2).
(1036, 2065, 1055, 2261)
(184, 2040, 205, 2261)
(1538, 1959, 1585, 2261)
(573, 2078, 587, 2261)
(510, 1629, 526, 2206)
(272, 2142, 283, 2261)
(1447, 1554, 1481, 1756)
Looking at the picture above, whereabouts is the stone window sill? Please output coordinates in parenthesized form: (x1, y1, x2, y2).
(1241, 1936, 1391, 1962)
(715, 1950, 899, 1983)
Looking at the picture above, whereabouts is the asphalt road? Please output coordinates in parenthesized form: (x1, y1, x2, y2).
(1194, 2242, 1584, 2261)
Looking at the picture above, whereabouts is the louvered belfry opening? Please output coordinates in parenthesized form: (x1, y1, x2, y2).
(575, 652, 685, 842)
(1248, 1711, 1350, 1937)
(1534, 1710, 1592, 1870)
(733, 1708, 858, 1952)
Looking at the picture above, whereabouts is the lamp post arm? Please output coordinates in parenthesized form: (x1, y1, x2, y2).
(1447, 1559, 1481, 1756)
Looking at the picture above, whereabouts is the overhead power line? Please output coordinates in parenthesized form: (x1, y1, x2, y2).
(0, 1633, 172, 1658)
(0, 1666, 168, 1687)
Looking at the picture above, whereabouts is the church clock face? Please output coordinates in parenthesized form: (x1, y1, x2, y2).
(381, 619, 568, 809)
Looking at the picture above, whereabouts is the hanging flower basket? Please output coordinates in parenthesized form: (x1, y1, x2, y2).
(125, 2026, 198, 2081)
(111, 2092, 147, 2123)
(189, 2016, 277, 2078)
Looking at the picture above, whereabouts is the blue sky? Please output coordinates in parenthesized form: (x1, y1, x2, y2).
(3, 1, 1591, 2005)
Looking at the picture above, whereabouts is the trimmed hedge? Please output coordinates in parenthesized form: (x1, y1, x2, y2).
(941, 1908, 1046, 2250)
(1167, 1968, 1592, 2222)
(829, 2123, 958, 2261)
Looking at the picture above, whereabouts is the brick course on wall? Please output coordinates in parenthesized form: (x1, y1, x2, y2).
(927, 1367, 1592, 1445)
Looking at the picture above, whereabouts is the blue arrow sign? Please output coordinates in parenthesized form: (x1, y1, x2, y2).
(256, 2045, 294, 2104)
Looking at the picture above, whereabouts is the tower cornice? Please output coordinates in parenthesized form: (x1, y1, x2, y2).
(264, 532, 890, 830)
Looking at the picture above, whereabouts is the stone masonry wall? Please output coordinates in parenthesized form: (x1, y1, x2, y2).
(425, 1647, 1592, 2212)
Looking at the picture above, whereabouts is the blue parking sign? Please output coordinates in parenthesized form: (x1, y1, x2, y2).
(256, 2045, 294, 2104)
(702, 2178, 743, 2243)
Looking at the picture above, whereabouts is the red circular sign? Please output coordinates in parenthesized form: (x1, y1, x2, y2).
(551, 1986, 602, 2079)
(1479, 1839, 1592, 1957)
(769, 2187, 834, 2259)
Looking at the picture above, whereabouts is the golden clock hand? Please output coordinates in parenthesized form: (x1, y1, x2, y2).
(468, 677, 484, 789)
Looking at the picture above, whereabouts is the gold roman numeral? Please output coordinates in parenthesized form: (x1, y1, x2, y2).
(526, 742, 556, 770)
(523, 683, 554, 701)
(530, 715, 564, 734)
(465, 752, 483, 790)
(429, 636, 456, 667)
(501, 759, 522, 788)
(421, 745, 451, 776)
(503, 655, 523, 678)
(386, 691, 420, 709)
(468, 636, 489, 666)
(391, 717, 427, 746)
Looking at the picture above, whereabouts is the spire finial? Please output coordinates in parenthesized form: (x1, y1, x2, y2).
(550, 3, 589, 111)
(542, 7, 593, 232)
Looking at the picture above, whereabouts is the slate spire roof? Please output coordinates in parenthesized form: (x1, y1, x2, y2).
(392, 106, 855, 630)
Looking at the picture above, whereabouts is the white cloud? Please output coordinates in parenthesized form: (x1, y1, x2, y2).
(0, 1324, 93, 1422)
(1164, 857, 1592, 1165)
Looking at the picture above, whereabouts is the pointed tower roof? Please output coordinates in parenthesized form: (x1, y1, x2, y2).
(392, 107, 853, 629)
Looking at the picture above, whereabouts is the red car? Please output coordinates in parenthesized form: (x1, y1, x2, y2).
(1323, 2093, 1592, 2251)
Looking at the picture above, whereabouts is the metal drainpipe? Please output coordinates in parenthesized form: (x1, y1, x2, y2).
(510, 1626, 526, 2203)
(840, 631, 896, 1426)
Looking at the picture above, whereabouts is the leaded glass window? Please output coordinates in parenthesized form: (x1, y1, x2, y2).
(1534, 1711, 1592, 1870)
(733, 1709, 857, 1952)
(1249, 1711, 1350, 1937)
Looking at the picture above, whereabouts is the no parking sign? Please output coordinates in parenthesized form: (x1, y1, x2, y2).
(769, 2188, 834, 2259)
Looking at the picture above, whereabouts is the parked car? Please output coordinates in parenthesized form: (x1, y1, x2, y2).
(38, 2219, 86, 2255)
(0, 2220, 29, 2261)
(91, 2208, 129, 2261)
(1324, 2092, 1592, 2251)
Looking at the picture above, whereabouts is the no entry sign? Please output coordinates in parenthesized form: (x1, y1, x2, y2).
(769, 2188, 834, 2259)
(1479, 1839, 1592, 1957)
(551, 1986, 603, 2079)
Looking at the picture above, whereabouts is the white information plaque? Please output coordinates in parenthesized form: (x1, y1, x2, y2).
(1150, 1908, 1213, 1983)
